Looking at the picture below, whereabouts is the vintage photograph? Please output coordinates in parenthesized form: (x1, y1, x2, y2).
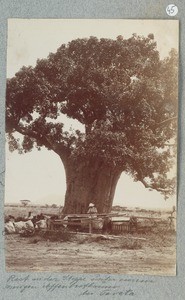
(4, 19, 178, 275)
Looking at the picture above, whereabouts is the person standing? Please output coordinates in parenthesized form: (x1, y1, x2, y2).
(87, 203, 98, 233)
(87, 203, 97, 216)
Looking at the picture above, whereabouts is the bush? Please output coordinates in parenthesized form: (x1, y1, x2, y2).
(51, 204, 58, 208)
(120, 238, 142, 250)
(42, 229, 72, 242)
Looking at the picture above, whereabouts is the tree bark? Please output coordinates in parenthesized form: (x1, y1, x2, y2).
(62, 158, 122, 214)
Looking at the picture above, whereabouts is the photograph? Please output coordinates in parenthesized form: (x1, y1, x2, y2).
(4, 19, 178, 275)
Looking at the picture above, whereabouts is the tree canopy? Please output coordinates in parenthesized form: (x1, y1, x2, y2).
(6, 34, 178, 199)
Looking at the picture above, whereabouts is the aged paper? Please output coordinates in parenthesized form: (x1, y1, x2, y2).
(0, 1, 185, 300)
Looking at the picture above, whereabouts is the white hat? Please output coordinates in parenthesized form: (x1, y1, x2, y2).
(89, 203, 94, 207)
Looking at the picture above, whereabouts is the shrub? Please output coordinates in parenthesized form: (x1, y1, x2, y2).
(42, 229, 72, 242)
(120, 238, 142, 250)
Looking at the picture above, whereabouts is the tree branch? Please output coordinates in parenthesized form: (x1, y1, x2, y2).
(163, 143, 175, 147)
(136, 168, 174, 194)
(157, 116, 177, 127)
(14, 124, 69, 159)
(139, 177, 170, 193)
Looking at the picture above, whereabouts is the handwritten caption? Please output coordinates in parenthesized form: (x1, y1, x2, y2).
(5, 274, 154, 297)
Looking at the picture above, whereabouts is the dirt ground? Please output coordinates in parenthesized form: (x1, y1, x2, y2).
(5, 230, 176, 275)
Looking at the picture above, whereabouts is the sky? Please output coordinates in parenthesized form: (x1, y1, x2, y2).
(5, 19, 179, 209)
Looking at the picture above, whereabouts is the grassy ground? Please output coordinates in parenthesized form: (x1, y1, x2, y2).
(4, 205, 176, 275)
(4, 205, 60, 218)
(5, 230, 176, 275)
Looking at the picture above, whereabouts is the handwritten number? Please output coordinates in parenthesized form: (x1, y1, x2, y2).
(167, 5, 175, 14)
(166, 4, 178, 16)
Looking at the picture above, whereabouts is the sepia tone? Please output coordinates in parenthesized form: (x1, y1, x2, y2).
(4, 19, 178, 275)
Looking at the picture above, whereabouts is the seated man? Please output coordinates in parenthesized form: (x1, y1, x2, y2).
(27, 212, 33, 220)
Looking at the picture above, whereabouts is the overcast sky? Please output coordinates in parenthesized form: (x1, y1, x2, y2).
(5, 19, 178, 209)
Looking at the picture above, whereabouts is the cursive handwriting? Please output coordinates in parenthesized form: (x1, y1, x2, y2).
(5, 274, 154, 296)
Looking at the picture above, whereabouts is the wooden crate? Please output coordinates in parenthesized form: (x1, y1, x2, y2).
(112, 221, 130, 233)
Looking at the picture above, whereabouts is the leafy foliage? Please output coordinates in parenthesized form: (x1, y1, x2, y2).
(6, 34, 178, 198)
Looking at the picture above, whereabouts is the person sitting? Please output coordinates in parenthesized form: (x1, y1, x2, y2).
(27, 211, 33, 220)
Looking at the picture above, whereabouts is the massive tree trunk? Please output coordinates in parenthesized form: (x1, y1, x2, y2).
(62, 158, 122, 214)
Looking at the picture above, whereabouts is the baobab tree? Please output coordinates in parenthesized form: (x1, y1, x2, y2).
(6, 34, 178, 213)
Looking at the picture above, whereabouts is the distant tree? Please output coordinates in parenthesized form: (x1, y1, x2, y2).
(112, 205, 122, 211)
(51, 204, 58, 208)
(20, 199, 31, 207)
(6, 35, 178, 214)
